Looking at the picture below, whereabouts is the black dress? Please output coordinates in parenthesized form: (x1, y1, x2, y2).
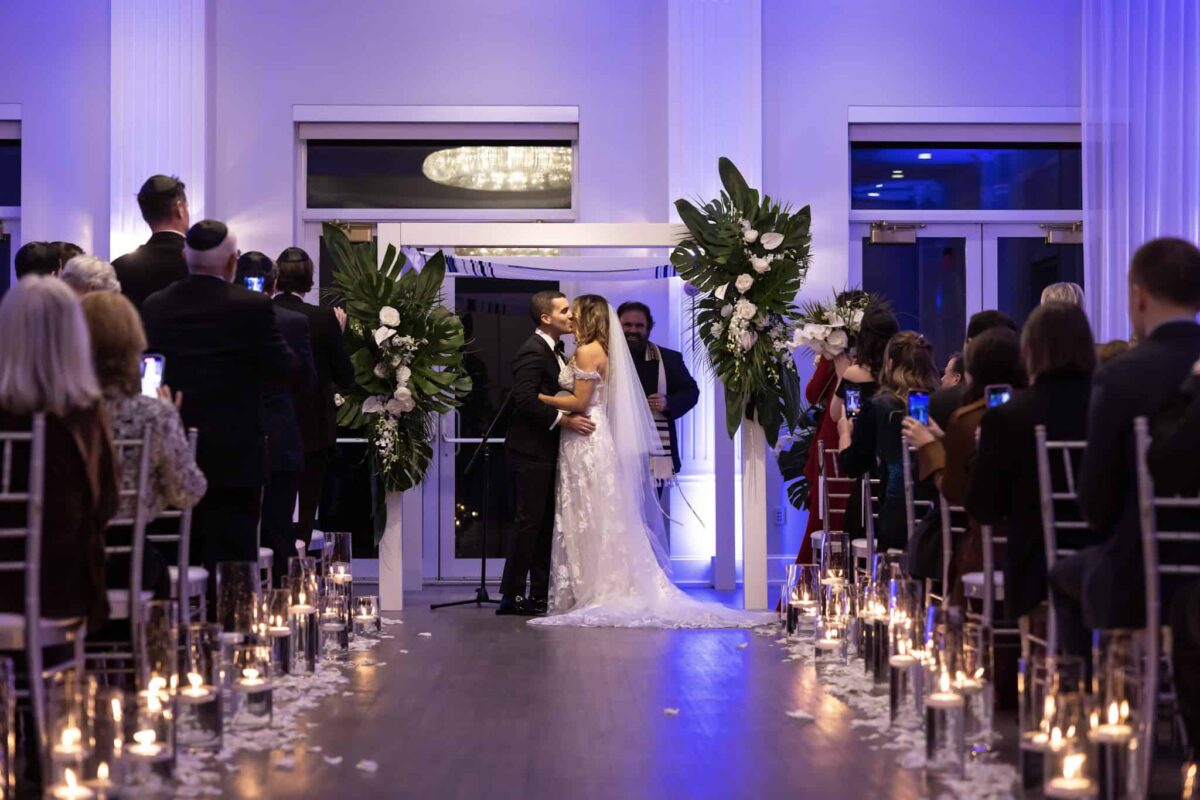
(839, 392, 914, 551)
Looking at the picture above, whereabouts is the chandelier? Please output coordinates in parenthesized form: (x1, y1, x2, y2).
(422, 145, 572, 192)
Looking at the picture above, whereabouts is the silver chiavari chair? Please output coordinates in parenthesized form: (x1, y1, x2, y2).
(162, 429, 203, 622)
(852, 476, 882, 583)
(86, 428, 155, 682)
(1033, 424, 1089, 656)
(900, 439, 937, 600)
(1135, 415, 1200, 792)
(812, 440, 855, 567)
(0, 415, 87, 780)
(937, 491, 967, 603)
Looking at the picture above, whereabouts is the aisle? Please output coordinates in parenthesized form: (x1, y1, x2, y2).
(208, 586, 925, 800)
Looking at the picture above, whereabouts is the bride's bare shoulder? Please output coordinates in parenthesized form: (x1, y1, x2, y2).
(575, 340, 607, 370)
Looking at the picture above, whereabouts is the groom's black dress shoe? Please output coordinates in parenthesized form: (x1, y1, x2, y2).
(523, 598, 548, 616)
(497, 595, 525, 616)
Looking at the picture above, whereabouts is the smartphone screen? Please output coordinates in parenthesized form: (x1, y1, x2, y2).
(907, 391, 930, 426)
(242, 275, 264, 292)
(986, 384, 1013, 408)
(845, 388, 862, 419)
(141, 354, 165, 398)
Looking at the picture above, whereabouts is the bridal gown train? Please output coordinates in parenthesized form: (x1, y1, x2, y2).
(529, 365, 774, 629)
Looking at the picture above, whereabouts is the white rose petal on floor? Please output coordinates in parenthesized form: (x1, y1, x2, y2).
(663, 707, 680, 716)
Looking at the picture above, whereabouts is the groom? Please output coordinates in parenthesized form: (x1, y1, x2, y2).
(499, 291, 596, 616)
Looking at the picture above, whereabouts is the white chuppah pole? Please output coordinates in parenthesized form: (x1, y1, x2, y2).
(740, 420, 768, 610)
(379, 492, 405, 611)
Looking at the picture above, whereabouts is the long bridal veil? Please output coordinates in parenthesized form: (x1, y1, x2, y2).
(603, 304, 673, 573)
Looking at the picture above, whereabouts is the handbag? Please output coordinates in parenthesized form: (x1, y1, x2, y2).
(905, 500, 943, 581)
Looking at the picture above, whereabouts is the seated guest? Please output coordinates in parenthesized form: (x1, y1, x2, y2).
(904, 328, 1027, 598)
(274, 247, 354, 550)
(14, 241, 61, 278)
(941, 352, 964, 389)
(61, 255, 121, 296)
(141, 221, 300, 572)
(930, 310, 1018, 428)
(839, 331, 938, 551)
(1050, 237, 1200, 658)
(112, 175, 190, 310)
(0, 276, 116, 629)
(80, 292, 207, 597)
(237, 251, 315, 582)
(1096, 339, 1132, 365)
(963, 303, 1097, 621)
(1041, 281, 1085, 307)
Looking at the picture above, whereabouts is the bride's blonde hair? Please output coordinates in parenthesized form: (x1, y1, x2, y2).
(571, 294, 610, 351)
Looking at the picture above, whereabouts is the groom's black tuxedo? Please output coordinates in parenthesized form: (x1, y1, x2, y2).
(501, 332, 566, 601)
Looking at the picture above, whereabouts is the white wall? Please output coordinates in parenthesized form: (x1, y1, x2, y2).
(0, 0, 111, 259)
(211, 0, 670, 257)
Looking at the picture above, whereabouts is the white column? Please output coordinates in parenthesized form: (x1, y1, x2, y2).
(109, 0, 208, 259)
(668, 0, 762, 599)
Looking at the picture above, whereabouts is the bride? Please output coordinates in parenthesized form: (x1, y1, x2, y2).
(528, 294, 772, 629)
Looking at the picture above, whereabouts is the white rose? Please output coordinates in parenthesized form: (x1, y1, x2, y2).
(379, 306, 400, 327)
(734, 273, 754, 293)
(393, 385, 413, 403)
(760, 232, 784, 251)
(826, 328, 849, 352)
(385, 398, 405, 417)
(334, 393, 345, 407)
(362, 396, 385, 415)
(373, 363, 388, 378)
(720, 304, 733, 318)
(743, 229, 759, 244)
(735, 299, 758, 320)
(373, 327, 394, 346)
(806, 324, 829, 341)
(714, 283, 729, 301)
(395, 366, 412, 385)
(709, 321, 723, 337)
(738, 330, 758, 351)
(750, 256, 770, 274)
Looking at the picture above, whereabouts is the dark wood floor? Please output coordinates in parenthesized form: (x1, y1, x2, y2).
(209, 586, 927, 800)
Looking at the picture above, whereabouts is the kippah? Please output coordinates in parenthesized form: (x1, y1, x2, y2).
(186, 220, 230, 251)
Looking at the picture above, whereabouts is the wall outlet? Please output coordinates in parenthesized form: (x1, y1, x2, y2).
(773, 508, 786, 527)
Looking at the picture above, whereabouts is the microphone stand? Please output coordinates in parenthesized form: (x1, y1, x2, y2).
(431, 391, 512, 610)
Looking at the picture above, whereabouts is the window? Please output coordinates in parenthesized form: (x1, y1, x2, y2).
(850, 142, 1081, 211)
(306, 139, 574, 211)
(0, 140, 18, 207)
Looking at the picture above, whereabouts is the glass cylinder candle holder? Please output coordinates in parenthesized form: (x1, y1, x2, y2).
(327, 531, 353, 587)
(176, 623, 222, 752)
(814, 582, 851, 659)
(135, 600, 178, 690)
(1019, 651, 1053, 751)
(961, 620, 995, 753)
(82, 680, 124, 798)
(793, 564, 820, 619)
(264, 589, 294, 676)
(819, 531, 850, 588)
(1045, 735, 1098, 798)
(229, 644, 273, 730)
(319, 590, 350, 661)
(46, 675, 91, 798)
(0, 658, 13, 800)
(1088, 632, 1138, 747)
(352, 594, 381, 637)
(216, 561, 260, 639)
(288, 557, 319, 673)
(782, 563, 800, 633)
(924, 606, 966, 778)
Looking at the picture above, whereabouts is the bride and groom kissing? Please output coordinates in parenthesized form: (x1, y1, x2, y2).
(498, 291, 770, 629)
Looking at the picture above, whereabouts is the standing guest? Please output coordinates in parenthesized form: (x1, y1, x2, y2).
(839, 331, 939, 551)
(14, 241, 61, 278)
(962, 304, 1097, 621)
(53, 242, 84, 266)
(112, 175, 190, 309)
(61, 255, 121, 296)
(80, 291, 207, 598)
(237, 251, 316, 582)
(273, 246, 354, 550)
(0, 276, 116, 630)
(1050, 237, 1200, 658)
(1096, 339, 1132, 364)
(141, 221, 300, 572)
(941, 352, 964, 389)
(616, 301, 699, 486)
(1040, 281, 1085, 307)
(929, 310, 1018, 428)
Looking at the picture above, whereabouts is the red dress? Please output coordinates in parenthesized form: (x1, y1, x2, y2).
(795, 357, 840, 564)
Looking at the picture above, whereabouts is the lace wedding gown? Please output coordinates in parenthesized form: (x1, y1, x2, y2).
(529, 362, 774, 629)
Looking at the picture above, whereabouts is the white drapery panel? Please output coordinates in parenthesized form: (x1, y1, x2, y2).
(1083, 0, 1200, 340)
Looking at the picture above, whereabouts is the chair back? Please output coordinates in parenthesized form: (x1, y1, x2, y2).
(110, 427, 154, 637)
(817, 440, 854, 538)
(1033, 424, 1088, 652)
(937, 492, 968, 599)
(0, 415, 48, 756)
(146, 429, 199, 621)
(1135, 415, 1200, 790)
(977, 523, 1007, 624)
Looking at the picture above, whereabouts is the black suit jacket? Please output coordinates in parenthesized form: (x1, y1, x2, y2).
(112, 231, 189, 310)
(966, 373, 1097, 619)
(1077, 320, 1200, 628)
(930, 383, 966, 430)
(274, 293, 355, 452)
(1149, 371, 1200, 496)
(633, 344, 700, 474)
(262, 305, 316, 473)
(505, 333, 563, 463)
(142, 275, 301, 488)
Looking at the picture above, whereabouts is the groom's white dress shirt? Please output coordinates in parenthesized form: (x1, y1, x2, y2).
(535, 328, 566, 430)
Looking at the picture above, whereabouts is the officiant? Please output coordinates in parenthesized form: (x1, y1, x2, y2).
(617, 301, 700, 490)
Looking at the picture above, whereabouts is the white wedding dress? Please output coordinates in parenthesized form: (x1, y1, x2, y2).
(529, 308, 774, 630)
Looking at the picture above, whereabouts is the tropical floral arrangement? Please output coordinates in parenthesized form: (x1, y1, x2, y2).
(671, 158, 812, 447)
(790, 290, 875, 362)
(322, 222, 472, 501)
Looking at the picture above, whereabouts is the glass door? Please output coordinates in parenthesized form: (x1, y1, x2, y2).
(432, 275, 559, 579)
(849, 223, 982, 368)
(982, 223, 1085, 327)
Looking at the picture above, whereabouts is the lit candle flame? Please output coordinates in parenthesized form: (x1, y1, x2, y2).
(939, 670, 951, 693)
(974, 667, 984, 680)
(97, 762, 109, 781)
(1063, 752, 1085, 780)
(243, 667, 260, 682)
(60, 726, 81, 749)
(1108, 701, 1119, 725)
(1050, 726, 1063, 749)
(64, 768, 78, 788)
(111, 697, 122, 722)
(188, 672, 203, 690)
(133, 729, 156, 747)
(1119, 699, 1129, 721)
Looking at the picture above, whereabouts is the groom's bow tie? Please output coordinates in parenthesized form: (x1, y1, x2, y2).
(554, 340, 566, 357)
